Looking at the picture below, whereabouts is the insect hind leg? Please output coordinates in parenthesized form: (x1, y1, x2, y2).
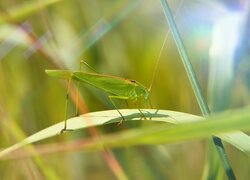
(108, 95, 129, 124)
(133, 100, 147, 120)
(60, 77, 74, 134)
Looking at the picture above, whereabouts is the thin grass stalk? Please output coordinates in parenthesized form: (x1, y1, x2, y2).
(160, 0, 236, 179)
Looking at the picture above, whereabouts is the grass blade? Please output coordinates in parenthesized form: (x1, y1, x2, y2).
(160, 0, 235, 179)
(1, 108, 250, 159)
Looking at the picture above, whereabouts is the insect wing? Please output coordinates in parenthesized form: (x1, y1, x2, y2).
(73, 72, 137, 98)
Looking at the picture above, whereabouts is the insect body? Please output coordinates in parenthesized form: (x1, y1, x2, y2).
(45, 69, 150, 133)
(46, 70, 149, 100)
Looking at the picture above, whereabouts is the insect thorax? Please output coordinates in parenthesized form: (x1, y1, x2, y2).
(135, 86, 149, 100)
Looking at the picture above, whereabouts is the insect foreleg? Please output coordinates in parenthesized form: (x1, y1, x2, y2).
(148, 97, 153, 109)
(147, 98, 153, 120)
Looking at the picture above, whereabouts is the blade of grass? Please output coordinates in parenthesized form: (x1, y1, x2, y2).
(160, 0, 236, 179)
(1, 108, 250, 160)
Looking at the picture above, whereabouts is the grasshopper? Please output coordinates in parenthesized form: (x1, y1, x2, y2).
(46, 60, 152, 133)
(45, 30, 170, 133)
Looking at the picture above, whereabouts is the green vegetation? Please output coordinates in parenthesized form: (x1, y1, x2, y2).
(0, 0, 249, 179)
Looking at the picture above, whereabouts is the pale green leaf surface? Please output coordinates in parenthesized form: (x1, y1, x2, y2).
(1, 108, 250, 159)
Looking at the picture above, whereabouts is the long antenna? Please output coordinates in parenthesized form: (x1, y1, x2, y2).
(148, 0, 183, 92)
(148, 32, 169, 92)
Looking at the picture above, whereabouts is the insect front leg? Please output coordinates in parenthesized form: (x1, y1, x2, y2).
(108, 95, 129, 125)
(148, 97, 153, 109)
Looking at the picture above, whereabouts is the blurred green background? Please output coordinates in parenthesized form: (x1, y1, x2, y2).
(0, 0, 250, 179)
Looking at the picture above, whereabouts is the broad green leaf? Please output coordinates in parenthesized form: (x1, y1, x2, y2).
(1, 108, 250, 159)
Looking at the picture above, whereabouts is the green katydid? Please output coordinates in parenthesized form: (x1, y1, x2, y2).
(46, 60, 153, 133)
(46, 33, 168, 133)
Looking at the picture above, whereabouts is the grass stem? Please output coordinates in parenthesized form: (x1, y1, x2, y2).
(160, 0, 236, 179)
